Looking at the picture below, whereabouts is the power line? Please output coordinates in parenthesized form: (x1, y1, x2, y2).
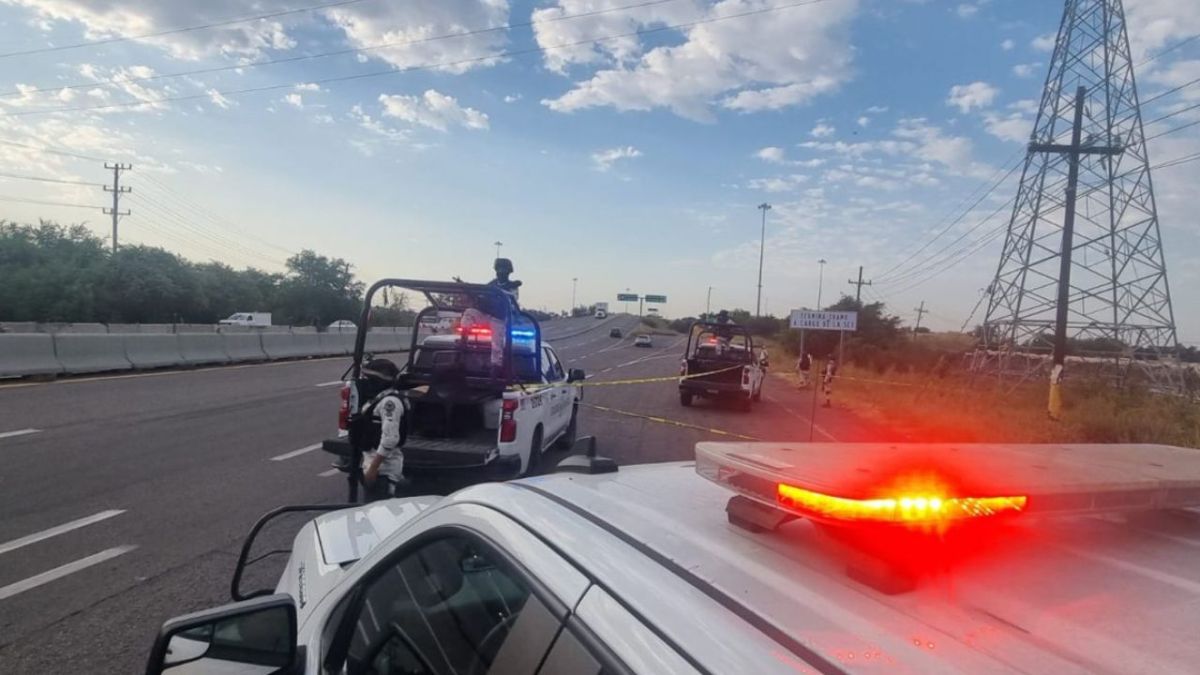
(1141, 75, 1200, 106)
(3, 0, 844, 118)
(875, 159, 1021, 283)
(0, 139, 105, 162)
(1137, 34, 1200, 67)
(0, 0, 374, 60)
(1145, 116, 1200, 142)
(1142, 100, 1200, 127)
(0, 0, 687, 100)
(0, 171, 103, 187)
(0, 194, 103, 209)
(128, 191, 287, 267)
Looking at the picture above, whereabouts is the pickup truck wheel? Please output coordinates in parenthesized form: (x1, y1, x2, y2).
(554, 405, 578, 450)
(680, 391, 693, 407)
(526, 426, 544, 476)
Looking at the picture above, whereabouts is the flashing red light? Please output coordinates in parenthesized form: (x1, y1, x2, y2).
(337, 382, 351, 431)
(499, 398, 518, 443)
(776, 482, 1027, 525)
(457, 325, 494, 339)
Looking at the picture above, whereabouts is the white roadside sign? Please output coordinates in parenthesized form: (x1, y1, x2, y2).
(789, 310, 858, 331)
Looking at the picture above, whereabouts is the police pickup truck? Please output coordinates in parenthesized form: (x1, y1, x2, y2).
(146, 440, 1200, 674)
(322, 279, 583, 489)
(678, 320, 764, 411)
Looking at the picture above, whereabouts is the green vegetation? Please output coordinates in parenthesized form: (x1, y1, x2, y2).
(0, 220, 378, 326)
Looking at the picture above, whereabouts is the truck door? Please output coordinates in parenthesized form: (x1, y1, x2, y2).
(541, 346, 570, 440)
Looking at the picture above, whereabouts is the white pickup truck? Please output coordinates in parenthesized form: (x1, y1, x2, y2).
(323, 279, 583, 484)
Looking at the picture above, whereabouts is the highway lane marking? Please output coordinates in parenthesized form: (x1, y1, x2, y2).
(583, 403, 761, 441)
(0, 545, 137, 602)
(271, 443, 323, 461)
(315, 380, 344, 388)
(0, 428, 40, 440)
(0, 510, 126, 557)
(318, 468, 341, 477)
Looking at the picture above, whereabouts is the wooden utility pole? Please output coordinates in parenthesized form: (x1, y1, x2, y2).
(102, 162, 132, 253)
(847, 266, 872, 303)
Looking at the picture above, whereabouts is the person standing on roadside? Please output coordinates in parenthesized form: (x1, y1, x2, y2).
(357, 358, 409, 501)
(796, 352, 812, 388)
(822, 357, 837, 408)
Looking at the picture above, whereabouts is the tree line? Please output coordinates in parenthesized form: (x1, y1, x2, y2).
(0, 221, 377, 327)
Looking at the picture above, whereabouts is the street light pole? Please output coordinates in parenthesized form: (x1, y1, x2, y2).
(706, 286, 713, 319)
(816, 258, 827, 309)
(571, 277, 578, 314)
(755, 203, 771, 317)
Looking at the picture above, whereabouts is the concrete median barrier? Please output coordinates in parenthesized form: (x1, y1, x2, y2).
(178, 333, 231, 365)
(122, 334, 184, 369)
(291, 332, 323, 357)
(260, 333, 305, 359)
(0, 334, 64, 377)
(318, 332, 353, 356)
(53, 334, 132, 373)
(223, 333, 267, 362)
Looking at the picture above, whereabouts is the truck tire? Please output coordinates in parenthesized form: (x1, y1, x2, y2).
(526, 426, 544, 476)
(554, 405, 578, 450)
(680, 391, 693, 407)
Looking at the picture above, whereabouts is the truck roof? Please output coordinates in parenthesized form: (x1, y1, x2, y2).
(457, 458, 1200, 673)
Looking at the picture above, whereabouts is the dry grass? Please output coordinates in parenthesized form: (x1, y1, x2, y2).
(830, 364, 1200, 447)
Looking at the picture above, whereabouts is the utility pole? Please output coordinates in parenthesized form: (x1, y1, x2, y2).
(1030, 86, 1121, 418)
(493, 241, 503, 259)
(755, 203, 771, 317)
(913, 301, 928, 336)
(706, 286, 713, 319)
(571, 277, 578, 314)
(848, 266, 872, 303)
(102, 162, 132, 253)
(816, 259, 827, 309)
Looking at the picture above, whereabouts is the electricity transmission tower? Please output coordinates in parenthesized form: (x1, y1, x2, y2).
(979, 0, 1180, 401)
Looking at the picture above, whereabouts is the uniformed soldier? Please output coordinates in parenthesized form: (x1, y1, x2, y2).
(358, 358, 409, 501)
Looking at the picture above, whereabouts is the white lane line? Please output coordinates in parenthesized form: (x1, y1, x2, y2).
(270, 443, 323, 461)
(0, 428, 40, 441)
(764, 394, 839, 442)
(0, 546, 137, 602)
(0, 510, 126, 557)
(318, 468, 341, 477)
(315, 380, 344, 388)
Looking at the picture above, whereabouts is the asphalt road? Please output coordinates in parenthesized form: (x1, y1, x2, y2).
(0, 315, 887, 673)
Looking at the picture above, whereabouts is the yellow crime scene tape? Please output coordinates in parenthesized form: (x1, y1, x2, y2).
(581, 402, 761, 441)
(509, 364, 743, 392)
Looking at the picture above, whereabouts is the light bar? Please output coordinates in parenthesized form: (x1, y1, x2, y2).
(511, 329, 536, 338)
(776, 483, 1027, 525)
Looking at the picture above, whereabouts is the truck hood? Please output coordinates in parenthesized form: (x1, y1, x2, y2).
(277, 496, 440, 623)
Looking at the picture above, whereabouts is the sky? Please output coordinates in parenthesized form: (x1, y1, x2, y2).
(0, 0, 1197, 343)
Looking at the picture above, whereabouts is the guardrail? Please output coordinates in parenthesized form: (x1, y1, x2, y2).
(0, 329, 412, 380)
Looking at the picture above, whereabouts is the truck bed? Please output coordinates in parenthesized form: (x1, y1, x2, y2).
(404, 428, 497, 468)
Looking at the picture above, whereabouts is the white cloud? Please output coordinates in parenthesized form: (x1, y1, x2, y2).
(294, 83, 321, 92)
(1009, 98, 1039, 115)
(1000, 38, 1015, 51)
(591, 145, 642, 171)
(893, 118, 990, 177)
(756, 146, 787, 163)
(955, 4, 979, 19)
(74, 63, 171, 113)
(284, 93, 304, 108)
(324, 1, 510, 74)
(946, 81, 999, 113)
(5, 0, 297, 60)
(378, 90, 489, 131)
(538, 0, 860, 121)
(1031, 33, 1056, 52)
(857, 116, 870, 127)
(748, 174, 809, 192)
(810, 122, 836, 138)
(207, 89, 234, 109)
(503, 94, 522, 103)
(865, 105, 889, 114)
(983, 111, 1032, 143)
(1012, 62, 1041, 78)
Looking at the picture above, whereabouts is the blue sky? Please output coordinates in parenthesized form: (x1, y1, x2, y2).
(1, 0, 1197, 342)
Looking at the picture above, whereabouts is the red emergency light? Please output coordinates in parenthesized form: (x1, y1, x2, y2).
(457, 325, 493, 339)
(776, 482, 1027, 525)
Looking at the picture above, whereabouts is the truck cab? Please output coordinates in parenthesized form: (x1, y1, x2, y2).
(323, 279, 584, 498)
(678, 320, 764, 411)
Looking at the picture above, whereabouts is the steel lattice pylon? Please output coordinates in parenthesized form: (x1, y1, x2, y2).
(981, 0, 1180, 385)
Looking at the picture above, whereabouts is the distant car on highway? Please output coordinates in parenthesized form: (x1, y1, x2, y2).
(634, 334, 652, 348)
(609, 327, 623, 338)
(218, 312, 271, 327)
(327, 319, 356, 331)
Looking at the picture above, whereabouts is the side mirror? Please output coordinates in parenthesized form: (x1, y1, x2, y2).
(146, 594, 297, 675)
(568, 368, 586, 383)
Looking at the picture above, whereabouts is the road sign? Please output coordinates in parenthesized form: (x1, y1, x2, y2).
(789, 310, 857, 331)
(617, 293, 639, 302)
(644, 294, 667, 303)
